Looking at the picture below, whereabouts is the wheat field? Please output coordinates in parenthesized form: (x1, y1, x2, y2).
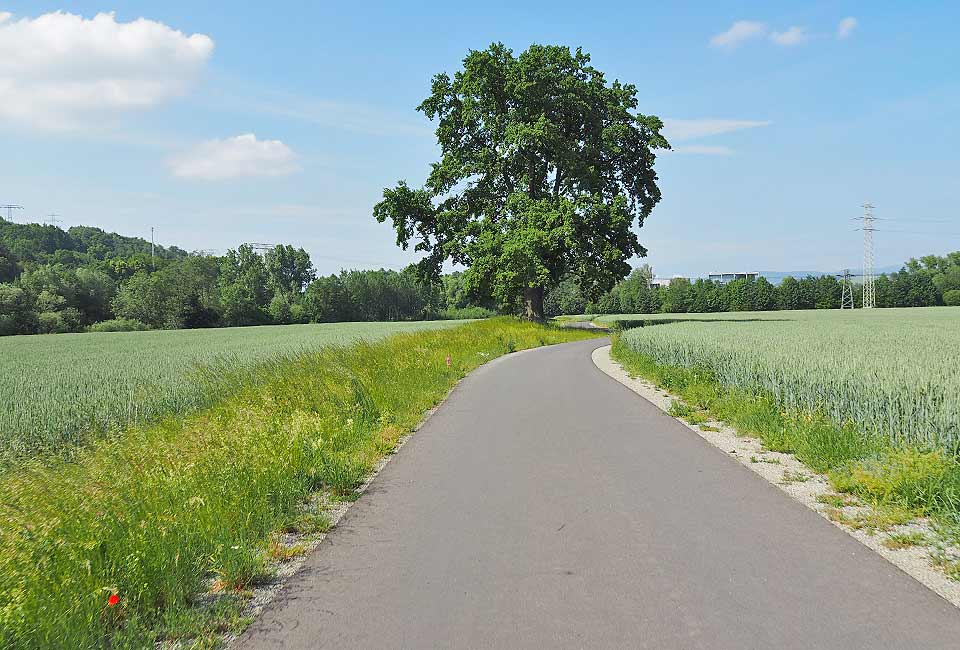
(618, 308, 960, 449)
(0, 320, 465, 460)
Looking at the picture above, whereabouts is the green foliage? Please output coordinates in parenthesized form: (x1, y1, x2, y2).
(544, 276, 586, 317)
(110, 257, 221, 330)
(18, 264, 115, 327)
(567, 251, 960, 317)
(437, 306, 496, 320)
(0, 284, 36, 335)
(0, 217, 187, 268)
(263, 244, 315, 295)
(0, 319, 599, 648)
(87, 318, 149, 333)
(0, 244, 17, 283)
(374, 43, 668, 318)
(218, 244, 272, 326)
(36, 308, 81, 334)
(303, 268, 435, 322)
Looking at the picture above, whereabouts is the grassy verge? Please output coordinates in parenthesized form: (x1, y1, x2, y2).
(610, 335, 960, 558)
(0, 319, 600, 648)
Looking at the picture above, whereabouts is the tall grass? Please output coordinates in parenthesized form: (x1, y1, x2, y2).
(0, 319, 598, 648)
(0, 320, 466, 461)
(615, 307, 960, 450)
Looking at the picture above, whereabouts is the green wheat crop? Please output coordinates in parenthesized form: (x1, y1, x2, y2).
(0, 320, 465, 461)
(618, 307, 960, 449)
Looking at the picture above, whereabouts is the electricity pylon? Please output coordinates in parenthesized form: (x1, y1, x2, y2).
(839, 269, 854, 309)
(852, 203, 877, 309)
(0, 205, 23, 221)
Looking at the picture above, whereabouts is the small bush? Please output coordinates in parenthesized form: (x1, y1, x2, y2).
(607, 318, 650, 332)
(438, 306, 496, 320)
(944, 290, 960, 307)
(36, 309, 81, 334)
(88, 318, 150, 332)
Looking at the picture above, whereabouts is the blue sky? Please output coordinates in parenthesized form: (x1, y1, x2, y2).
(1, 1, 958, 277)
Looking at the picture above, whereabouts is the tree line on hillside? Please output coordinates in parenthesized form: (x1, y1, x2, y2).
(2, 216, 958, 335)
(0, 219, 493, 336)
(544, 253, 960, 316)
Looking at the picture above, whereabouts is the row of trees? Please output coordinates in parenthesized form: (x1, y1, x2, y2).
(3, 214, 957, 335)
(0, 219, 493, 336)
(544, 252, 960, 316)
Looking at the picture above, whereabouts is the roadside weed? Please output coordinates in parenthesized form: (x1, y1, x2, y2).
(781, 470, 810, 484)
(883, 532, 928, 550)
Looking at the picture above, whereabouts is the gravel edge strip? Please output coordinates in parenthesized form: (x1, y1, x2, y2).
(591, 343, 960, 610)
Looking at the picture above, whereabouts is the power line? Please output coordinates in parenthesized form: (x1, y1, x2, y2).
(0, 205, 23, 221)
(873, 228, 960, 237)
(882, 218, 957, 224)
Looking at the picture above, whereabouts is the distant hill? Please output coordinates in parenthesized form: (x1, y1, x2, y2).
(0, 218, 189, 269)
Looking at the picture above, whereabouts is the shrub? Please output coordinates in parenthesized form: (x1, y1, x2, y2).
(36, 309, 81, 334)
(944, 290, 960, 307)
(88, 318, 150, 332)
(438, 306, 496, 320)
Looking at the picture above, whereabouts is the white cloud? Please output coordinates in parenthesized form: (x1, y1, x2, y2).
(837, 17, 858, 39)
(169, 134, 300, 181)
(710, 21, 767, 49)
(770, 26, 807, 46)
(259, 98, 431, 138)
(661, 119, 770, 155)
(0, 11, 213, 129)
(669, 145, 734, 156)
(662, 119, 771, 142)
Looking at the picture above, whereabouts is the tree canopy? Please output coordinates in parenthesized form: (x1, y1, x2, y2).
(374, 43, 669, 319)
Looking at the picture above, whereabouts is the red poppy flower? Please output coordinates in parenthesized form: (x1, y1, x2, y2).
(107, 593, 120, 607)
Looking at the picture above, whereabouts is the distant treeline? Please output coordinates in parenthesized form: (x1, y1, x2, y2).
(545, 252, 960, 316)
(3, 218, 958, 334)
(0, 219, 493, 336)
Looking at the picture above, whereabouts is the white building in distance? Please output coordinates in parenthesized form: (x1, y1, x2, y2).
(708, 272, 760, 285)
(649, 275, 687, 288)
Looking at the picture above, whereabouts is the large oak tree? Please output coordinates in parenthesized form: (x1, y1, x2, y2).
(374, 43, 669, 319)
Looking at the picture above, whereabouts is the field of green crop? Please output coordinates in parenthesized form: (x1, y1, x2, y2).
(617, 307, 960, 449)
(0, 320, 465, 461)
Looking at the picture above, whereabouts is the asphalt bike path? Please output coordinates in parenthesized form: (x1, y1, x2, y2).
(237, 338, 960, 649)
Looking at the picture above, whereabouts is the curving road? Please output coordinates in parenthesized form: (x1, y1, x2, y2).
(237, 338, 960, 649)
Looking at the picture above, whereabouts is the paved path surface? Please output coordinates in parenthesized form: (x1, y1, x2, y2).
(237, 339, 960, 649)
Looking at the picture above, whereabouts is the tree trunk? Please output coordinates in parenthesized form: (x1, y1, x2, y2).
(523, 286, 545, 321)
